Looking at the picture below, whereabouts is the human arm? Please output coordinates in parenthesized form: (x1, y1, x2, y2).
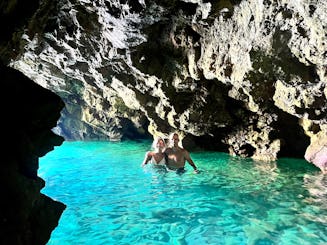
(163, 148, 171, 167)
(184, 150, 199, 173)
(141, 152, 152, 167)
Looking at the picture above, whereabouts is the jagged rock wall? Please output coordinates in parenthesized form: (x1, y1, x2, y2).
(1, 1, 66, 244)
(1, 1, 324, 244)
(1, 63, 66, 245)
(8, 0, 327, 171)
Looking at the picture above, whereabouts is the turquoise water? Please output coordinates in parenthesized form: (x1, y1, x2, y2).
(39, 141, 327, 245)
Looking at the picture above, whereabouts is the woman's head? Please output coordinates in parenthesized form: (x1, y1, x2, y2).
(152, 137, 166, 151)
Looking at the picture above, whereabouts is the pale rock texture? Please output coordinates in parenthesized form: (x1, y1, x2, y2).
(3, 1, 326, 244)
(302, 120, 327, 173)
(7, 0, 327, 170)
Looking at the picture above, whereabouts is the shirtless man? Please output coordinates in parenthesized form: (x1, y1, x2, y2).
(165, 133, 199, 174)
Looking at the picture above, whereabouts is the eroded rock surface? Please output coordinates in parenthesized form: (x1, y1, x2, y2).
(1, 1, 66, 244)
(6, 0, 327, 168)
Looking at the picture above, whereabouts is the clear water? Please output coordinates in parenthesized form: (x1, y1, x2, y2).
(39, 141, 327, 245)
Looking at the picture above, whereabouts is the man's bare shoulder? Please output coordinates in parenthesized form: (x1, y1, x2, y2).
(181, 148, 187, 152)
(181, 148, 190, 155)
(164, 147, 173, 153)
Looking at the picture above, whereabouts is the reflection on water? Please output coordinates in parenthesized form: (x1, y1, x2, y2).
(303, 173, 327, 210)
(39, 141, 327, 245)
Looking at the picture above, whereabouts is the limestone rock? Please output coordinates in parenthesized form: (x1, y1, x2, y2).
(303, 121, 327, 173)
(6, 0, 327, 168)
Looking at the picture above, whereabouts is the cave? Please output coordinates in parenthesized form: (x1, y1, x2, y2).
(1, 0, 326, 244)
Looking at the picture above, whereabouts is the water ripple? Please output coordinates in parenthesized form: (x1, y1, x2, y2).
(40, 141, 327, 245)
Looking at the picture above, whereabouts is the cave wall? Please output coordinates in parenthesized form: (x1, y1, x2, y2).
(1, 0, 326, 167)
(1, 1, 66, 244)
(0, 64, 66, 244)
(8, 0, 326, 171)
(0, 1, 326, 243)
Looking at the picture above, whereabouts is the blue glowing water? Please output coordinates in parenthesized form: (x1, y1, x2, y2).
(39, 141, 327, 245)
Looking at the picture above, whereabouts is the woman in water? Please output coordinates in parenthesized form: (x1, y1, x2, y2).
(141, 137, 167, 168)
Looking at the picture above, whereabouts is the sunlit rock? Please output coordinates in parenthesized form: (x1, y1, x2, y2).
(304, 125, 327, 173)
(7, 0, 327, 167)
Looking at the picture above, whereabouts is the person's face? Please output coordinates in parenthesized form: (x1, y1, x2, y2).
(172, 134, 179, 146)
(157, 139, 165, 149)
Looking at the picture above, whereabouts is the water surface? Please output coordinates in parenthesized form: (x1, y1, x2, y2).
(39, 141, 327, 245)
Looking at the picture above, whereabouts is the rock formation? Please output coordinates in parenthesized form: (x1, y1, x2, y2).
(1, 63, 66, 244)
(9, 0, 326, 169)
(0, 0, 326, 243)
(1, 1, 65, 244)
